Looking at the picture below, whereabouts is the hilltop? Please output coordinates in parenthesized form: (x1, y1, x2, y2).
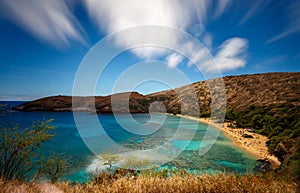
(13, 92, 150, 113)
(13, 72, 300, 114)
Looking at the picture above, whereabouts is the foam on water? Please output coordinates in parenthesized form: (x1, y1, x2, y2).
(86, 158, 108, 174)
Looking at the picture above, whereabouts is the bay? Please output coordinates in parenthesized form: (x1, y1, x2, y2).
(0, 101, 261, 182)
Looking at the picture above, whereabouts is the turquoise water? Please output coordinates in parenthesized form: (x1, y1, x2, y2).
(0, 102, 261, 182)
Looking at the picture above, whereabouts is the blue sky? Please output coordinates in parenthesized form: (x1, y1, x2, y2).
(0, 0, 299, 100)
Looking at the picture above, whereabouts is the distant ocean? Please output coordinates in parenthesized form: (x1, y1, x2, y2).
(0, 101, 261, 182)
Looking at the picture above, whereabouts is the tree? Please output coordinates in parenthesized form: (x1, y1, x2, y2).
(0, 119, 55, 180)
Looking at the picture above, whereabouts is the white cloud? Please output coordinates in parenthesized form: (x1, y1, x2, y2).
(216, 38, 248, 59)
(238, 0, 271, 26)
(202, 32, 213, 49)
(0, 0, 86, 48)
(168, 40, 206, 68)
(166, 53, 183, 68)
(83, 0, 210, 58)
(84, 0, 248, 73)
(190, 23, 205, 37)
(202, 37, 248, 72)
(267, 1, 300, 43)
(174, 37, 248, 73)
(214, 0, 231, 18)
(84, 0, 190, 32)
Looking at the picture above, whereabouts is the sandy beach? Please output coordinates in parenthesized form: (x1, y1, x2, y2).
(175, 114, 281, 167)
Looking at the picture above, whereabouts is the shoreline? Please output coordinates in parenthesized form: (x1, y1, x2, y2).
(174, 114, 281, 167)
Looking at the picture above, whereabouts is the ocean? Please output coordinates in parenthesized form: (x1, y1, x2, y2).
(0, 101, 261, 182)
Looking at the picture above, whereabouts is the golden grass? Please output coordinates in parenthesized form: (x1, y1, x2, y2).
(1, 174, 297, 193)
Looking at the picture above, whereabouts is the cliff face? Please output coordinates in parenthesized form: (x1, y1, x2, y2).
(13, 72, 300, 114)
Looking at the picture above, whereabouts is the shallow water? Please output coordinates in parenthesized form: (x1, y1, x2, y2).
(0, 101, 261, 182)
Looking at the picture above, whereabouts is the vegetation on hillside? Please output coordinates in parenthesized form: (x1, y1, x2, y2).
(0, 173, 296, 193)
(0, 118, 65, 182)
(225, 102, 300, 183)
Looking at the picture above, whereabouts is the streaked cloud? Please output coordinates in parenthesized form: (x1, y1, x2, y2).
(83, 0, 247, 73)
(202, 32, 213, 49)
(267, 1, 300, 44)
(166, 36, 248, 73)
(83, 0, 210, 59)
(166, 53, 184, 69)
(0, 0, 86, 48)
(0, 0, 249, 73)
(214, 0, 231, 18)
(203, 37, 248, 72)
(238, 0, 271, 26)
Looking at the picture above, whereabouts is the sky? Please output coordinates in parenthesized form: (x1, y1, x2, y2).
(0, 0, 299, 101)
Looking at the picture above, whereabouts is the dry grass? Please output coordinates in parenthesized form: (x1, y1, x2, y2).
(1, 174, 297, 193)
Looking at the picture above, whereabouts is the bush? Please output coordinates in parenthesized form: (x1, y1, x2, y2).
(0, 119, 55, 180)
(0, 119, 64, 182)
(37, 155, 66, 183)
(242, 133, 253, 138)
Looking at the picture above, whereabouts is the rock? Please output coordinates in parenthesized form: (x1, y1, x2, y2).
(254, 159, 272, 173)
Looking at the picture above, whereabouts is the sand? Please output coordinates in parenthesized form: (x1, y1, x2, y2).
(175, 114, 281, 167)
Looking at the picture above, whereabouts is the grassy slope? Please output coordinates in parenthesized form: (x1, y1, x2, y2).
(1, 174, 297, 193)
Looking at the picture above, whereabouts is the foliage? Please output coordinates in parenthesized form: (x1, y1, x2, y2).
(37, 155, 66, 183)
(0, 173, 296, 193)
(225, 103, 300, 181)
(199, 110, 211, 118)
(242, 133, 253, 138)
(0, 119, 55, 180)
(172, 110, 179, 115)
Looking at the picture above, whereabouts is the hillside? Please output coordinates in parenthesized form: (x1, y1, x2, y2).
(12, 72, 300, 182)
(148, 72, 300, 114)
(13, 72, 300, 114)
(0, 174, 296, 193)
(13, 92, 150, 114)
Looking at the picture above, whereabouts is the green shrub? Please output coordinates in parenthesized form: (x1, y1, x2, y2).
(0, 119, 55, 180)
